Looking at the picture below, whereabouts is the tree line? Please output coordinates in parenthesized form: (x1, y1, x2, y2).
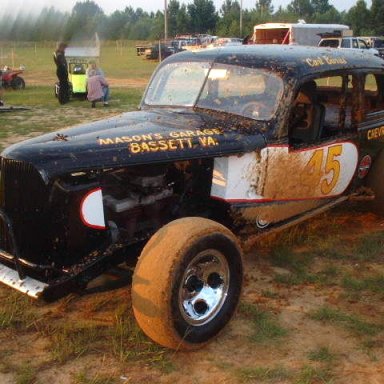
(0, 0, 383, 42)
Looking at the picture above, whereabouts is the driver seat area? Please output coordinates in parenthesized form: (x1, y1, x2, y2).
(290, 81, 325, 144)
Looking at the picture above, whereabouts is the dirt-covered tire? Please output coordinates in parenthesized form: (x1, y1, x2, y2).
(366, 151, 384, 214)
(131, 217, 243, 350)
(11, 76, 25, 90)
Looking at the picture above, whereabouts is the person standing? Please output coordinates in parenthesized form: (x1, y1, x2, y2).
(0, 68, 4, 106)
(87, 69, 109, 107)
(53, 42, 70, 104)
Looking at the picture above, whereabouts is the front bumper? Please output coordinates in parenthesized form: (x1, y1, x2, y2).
(0, 261, 48, 298)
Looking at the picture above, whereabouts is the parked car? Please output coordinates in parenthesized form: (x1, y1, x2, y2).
(318, 36, 379, 55)
(170, 37, 201, 52)
(210, 37, 243, 47)
(144, 43, 175, 60)
(358, 36, 384, 57)
(2, 45, 384, 350)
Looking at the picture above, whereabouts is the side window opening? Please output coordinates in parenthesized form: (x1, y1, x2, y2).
(364, 74, 384, 112)
(341, 39, 350, 48)
(358, 39, 368, 49)
(289, 81, 325, 144)
(289, 75, 358, 145)
(316, 75, 357, 136)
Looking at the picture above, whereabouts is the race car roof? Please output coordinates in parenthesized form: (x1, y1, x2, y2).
(163, 44, 384, 77)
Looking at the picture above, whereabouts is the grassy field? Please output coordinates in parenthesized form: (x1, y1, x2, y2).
(0, 41, 158, 149)
(0, 42, 383, 384)
(0, 41, 157, 84)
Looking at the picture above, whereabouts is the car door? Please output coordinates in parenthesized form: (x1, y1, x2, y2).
(357, 72, 384, 158)
(230, 74, 358, 203)
(210, 74, 362, 226)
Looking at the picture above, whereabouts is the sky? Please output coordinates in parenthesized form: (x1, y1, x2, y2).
(2, 0, 369, 18)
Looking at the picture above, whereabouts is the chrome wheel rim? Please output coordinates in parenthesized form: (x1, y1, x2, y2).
(178, 249, 230, 326)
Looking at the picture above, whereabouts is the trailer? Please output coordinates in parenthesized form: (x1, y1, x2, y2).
(252, 22, 351, 46)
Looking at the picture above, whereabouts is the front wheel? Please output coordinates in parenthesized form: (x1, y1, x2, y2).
(132, 217, 243, 350)
(11, 76, 25, 90)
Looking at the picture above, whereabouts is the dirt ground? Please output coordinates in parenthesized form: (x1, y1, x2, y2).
(0, 200, 383, 383)
(24, 72, 149, 89)
(0, 113, 383, 383)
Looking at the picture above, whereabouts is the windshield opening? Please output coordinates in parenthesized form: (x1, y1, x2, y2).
(144, 61, 210, 107)
(197, 64, 283, 120)
(144, 61, 283, 121)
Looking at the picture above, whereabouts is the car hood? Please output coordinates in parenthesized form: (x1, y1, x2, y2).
(2, 108, 267, 180)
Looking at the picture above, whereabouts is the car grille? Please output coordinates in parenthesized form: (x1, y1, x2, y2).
(0, 157, 48, 258)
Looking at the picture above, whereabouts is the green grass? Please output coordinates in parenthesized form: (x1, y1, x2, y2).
(236, 363, 335, 384)
(270, 245, 340, 287)
(73, 371, 117, 384)
(111, 304, 174, 373)
(0, 86, 143, 149)
(4, 85, 143, 107)
(295, 365, 334, 384)
(0, 291, 37, 330)
(99, 44, 158, 79)
(14, 364, 38, 384)
(239, 302, 288, 343)
(50, 323, 106, 363)
(0, 41, 156, 149)
(237, 365, 292, 383)
(307, 346, 336, 363)
(305, 228, 384, 263)
(268, 212, 340, 248)
(270, 245, 311, 270)
(0, 41, 158, 82)
(342, 274, 384, 294)
(274, 264, 340, 287)
(309, 306, 383, 337)
(355, 231, 384, 261)
(261, 289, 281, 299)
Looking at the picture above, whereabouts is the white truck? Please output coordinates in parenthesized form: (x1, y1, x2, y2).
(252, 22, 351, 46)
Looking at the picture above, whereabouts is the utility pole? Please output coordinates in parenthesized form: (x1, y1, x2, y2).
(240, 0, 243, 37)
(164, 0, 168, 40)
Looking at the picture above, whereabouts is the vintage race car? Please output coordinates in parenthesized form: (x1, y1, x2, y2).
(1, 45, 384, 350)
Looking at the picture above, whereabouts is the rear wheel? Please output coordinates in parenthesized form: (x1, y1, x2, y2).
(132, 217, 243, 350)
(11, 76, 25, 90)
(366, 151, 384, 214)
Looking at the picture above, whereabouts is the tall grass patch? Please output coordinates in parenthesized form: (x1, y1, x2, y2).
(111, 304, 174, 373)
(309, 306, 383, 337)
(0, 291, 37, 330)
(239, 302, 288, 343)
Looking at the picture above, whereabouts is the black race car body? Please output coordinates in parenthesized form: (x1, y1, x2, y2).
(1, 45, 384, 310)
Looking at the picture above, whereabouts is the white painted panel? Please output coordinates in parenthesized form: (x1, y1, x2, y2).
(211, 142, 358, 202)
